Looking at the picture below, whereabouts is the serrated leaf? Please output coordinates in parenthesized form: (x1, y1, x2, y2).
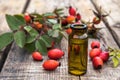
(0, 32, 13, 50)
(48, 29, 54, 36)
(112, 57, 119, 67)
(54, 34, 63, 43)
(35, 39, 47, 55)
(6, 14, 24, 30)
(110, 51, 115, 56)
(43, 12, 55, 17)
(40, 35, 52, 47)
(55, 8, 63, 12)
(26, 35, 36, 43)
(52, 24, 61, 30)
(24, 42, 36, 52)
(14, 14, 25, 24)
(52, 30, 59, 37)
(24, 26, 39, 37)
(31, 13, 42, 18)
(54, 8, 64, 16)
(57, 12, 64, 15)
(59, 31, 68, 40)
(24, 26, 32, 32)
(47, 19, 57, 24)
(117, 53, 120, 58)
(14, 30, 26, 48)
(31, 13, 43, 23)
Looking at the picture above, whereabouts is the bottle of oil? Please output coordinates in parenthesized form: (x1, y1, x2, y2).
(68, 24, 88, 75)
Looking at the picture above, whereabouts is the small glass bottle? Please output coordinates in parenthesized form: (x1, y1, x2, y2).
(68, 24, 88, 75)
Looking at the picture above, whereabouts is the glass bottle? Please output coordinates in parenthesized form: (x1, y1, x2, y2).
(68, 24, 88, 75)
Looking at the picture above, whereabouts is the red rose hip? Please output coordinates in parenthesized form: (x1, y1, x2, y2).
(42, 60, 60, 71)
(32, 51, 43, 61)
(89, 48, 102, 59)
(92, 57, 103, 69)
(48, 48, 64, 60)
(91, 41, 100, 49)
(24, 13, 31, 23)
(99, 52, 109, 62)
(69, 6, 76, 16)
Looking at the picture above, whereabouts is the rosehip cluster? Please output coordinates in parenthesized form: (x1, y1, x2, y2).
(63, 6, 82, 35)
(89, 41, 109, 69)
(32, 47, 64, 71)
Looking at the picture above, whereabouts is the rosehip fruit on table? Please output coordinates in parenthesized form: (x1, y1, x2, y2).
(24, 13, 31, 23)
(32, 51, 43, 61)
(42, 60, 60, 71)
(48, 48, 64, 60)
(92, 56, 103, 69)
(99, 51, 109, 62)
(91, 41, 100, 49)
(89, 48, 102, 59)
(69, 6, 76, 16)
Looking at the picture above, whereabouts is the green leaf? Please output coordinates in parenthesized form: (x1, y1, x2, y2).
(40, 35, 52, 47)
(57, 12, 64, 15)
(24, 42, 36, 52)
(24, 26, 39, 37)
(54, 34, 63, 43)
(117, 53, 120, 58)
(14, 30, 26, 48)
(6, 14, 25, 30)
(52, 30, 59, 37)
(35, 39, 47, 55)
(31, 13, 43, 23)
(54, 8, 64, 16)
(0, 32, 13, 50)
(24, 26, 32, 32)
(47, 19, 57, 24)
(31, 13, 42, 18)
(52, 24, 61, 30)
(59, 31, 68, 40)
(110, 51, 115, 56)
(55, 8, 63, 12)
(48, 29, 54, 36)
(112, 57, 119, 67)
(26, 35, 36, 43)
(43, 12, 55, 17)
(14, 14, 25, 24)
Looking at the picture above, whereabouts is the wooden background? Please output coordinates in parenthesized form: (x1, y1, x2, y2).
(0, 0, 120, 80)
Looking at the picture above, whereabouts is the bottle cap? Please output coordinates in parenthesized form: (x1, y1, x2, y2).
(70, 24, 87, 33)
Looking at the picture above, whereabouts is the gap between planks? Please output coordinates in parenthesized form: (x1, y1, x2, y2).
(90, 0, 120, 48)
(0, 0, 31, 72)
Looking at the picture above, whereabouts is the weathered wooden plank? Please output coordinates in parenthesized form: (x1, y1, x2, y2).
(77, 0, 120, 80)
(0, 0, 27, 72)
(0, 39, 79, 80)
(0, 0, 79, 80)
(0, 0, 119, 80)
(0, 0, 27, 34)
(91, 0, 120, 48)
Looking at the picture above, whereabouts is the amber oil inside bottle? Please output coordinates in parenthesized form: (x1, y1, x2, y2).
(68, 24, 88, 75)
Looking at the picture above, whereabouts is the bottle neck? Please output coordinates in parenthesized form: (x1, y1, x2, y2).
(70, 24, 87, 35)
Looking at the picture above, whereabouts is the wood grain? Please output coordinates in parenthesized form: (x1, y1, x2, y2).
(0, 0, 27, 72)
(91, 0, 120, 48)
(0, 0, 120, 80)
(0, 0, 26, 34)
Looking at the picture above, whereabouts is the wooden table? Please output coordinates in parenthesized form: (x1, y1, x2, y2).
(0, 0, 120, 80)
